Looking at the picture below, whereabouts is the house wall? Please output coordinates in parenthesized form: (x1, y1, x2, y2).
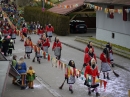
(96, 5, 130, 48)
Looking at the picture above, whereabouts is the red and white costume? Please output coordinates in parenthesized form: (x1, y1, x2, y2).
(52, 41, 62, 58)
(84, 53, 97, 65)
(42, 38, 50, 53)
(100, 53, 111, 72)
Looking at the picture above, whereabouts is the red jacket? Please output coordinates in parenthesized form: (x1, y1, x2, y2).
(84, 64, 99, 78)
(13, 29, 17, 34)
(46, 26, 54, 32)
(84, 47, 94, 53)
(24, 40, 33, 47)
(38, 28, 44, 34)
(3, 29, 7, 34)
(8, 29, 12, 34)
(84, 53, 97, 64)
(52, 41, 62, 50)
(22, 27, 27, 33)
(100, 53, 110, 63)
(42, 38, 50, 47)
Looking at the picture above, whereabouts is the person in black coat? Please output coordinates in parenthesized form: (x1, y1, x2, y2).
(2, 35, 10, 56)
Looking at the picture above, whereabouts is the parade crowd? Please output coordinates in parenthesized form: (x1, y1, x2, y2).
(1, 1, 115, 97)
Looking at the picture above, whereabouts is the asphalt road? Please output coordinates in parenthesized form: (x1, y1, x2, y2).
(4, 34, 130, 97)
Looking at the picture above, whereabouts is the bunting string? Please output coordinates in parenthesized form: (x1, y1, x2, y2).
(86, 3, 130, 14)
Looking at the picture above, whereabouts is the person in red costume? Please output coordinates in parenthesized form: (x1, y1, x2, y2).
(83, 48, 97, 67)
(24, 36, 33, 59)
(106, 42, 114, 67)
(38, 26, 44, 38)
(100, 48, 111, 80)
(41, 34, 50, 54)
(21, 25, 27, 41)
(3, 28, 8, 36)
(84, 41, 94, 53)
(10, 28, 16, 43)
(52, 37, 62, 60)
(46, 24, 54, 42)
(84, 58, 100, 97)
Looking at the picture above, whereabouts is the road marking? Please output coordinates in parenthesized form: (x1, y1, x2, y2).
(36, 76, 62, 97)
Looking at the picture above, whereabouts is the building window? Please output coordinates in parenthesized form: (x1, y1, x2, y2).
(107, 5, 114, 19)
(112, 33, 115, 39)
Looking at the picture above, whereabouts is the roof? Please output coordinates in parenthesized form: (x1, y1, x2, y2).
(48, 0, 84, 15)
(84, 0, 130, 6)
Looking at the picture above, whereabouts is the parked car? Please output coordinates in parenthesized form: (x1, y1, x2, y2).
(70, 20, 87, 33)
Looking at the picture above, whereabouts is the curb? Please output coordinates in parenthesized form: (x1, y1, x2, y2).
(75, 38, 130, 59)
(61, 42, 130, 72)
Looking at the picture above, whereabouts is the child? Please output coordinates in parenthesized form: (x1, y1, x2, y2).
(65, 60, 76, 94)
(8, 39, 14, 56)
(32, 39, 42, 64)
(27, 66, 36, 89)
(12, 55, 17, 84)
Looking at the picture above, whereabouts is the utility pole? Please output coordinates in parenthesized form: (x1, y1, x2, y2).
(42, 0, 45, 11)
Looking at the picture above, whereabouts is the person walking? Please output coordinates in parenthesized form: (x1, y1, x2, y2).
(41, 34, 50, 58)
(100, 48, 111, 80)
(83, 48, 97, 67)
(84, 41, 94, 53)
(106, 42, 114, 67)
(52, 37, 62, 60)
(84, 58, 100, 97)
(46, 24, 54, 42)
(65, 60, 76, 94)
(24, 37, 33, 59)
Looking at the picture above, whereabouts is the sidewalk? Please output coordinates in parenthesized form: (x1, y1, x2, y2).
(58, 35, 130, 72)
(3, 76, 55, 97)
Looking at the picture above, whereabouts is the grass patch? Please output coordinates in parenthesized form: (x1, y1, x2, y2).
(89, 37, 130, 52)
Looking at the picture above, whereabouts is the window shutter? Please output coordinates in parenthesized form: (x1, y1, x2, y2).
(123, 6, 127, 21)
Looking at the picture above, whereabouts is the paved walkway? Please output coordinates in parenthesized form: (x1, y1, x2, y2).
(58, 34, 130, 72)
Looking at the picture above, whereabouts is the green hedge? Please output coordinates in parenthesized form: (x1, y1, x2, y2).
(24, 7, 70, 36)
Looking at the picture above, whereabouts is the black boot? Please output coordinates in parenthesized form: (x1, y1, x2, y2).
(107, 73, 110, 80)
(112, 63, 114, 67)
(96, 92, 100, 97)
(69, 87, 73, 94)
(103, 73, 106, 79)
(32, 57, 35, 62)
(88, 91, 91, 96)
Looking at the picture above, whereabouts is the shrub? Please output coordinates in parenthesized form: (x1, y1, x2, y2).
(24, 6, 70, 36)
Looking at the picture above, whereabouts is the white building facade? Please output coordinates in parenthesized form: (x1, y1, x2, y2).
(96, 5, 130, 48)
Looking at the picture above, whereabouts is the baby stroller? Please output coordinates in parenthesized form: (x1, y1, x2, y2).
(9, 64, 28, 89)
